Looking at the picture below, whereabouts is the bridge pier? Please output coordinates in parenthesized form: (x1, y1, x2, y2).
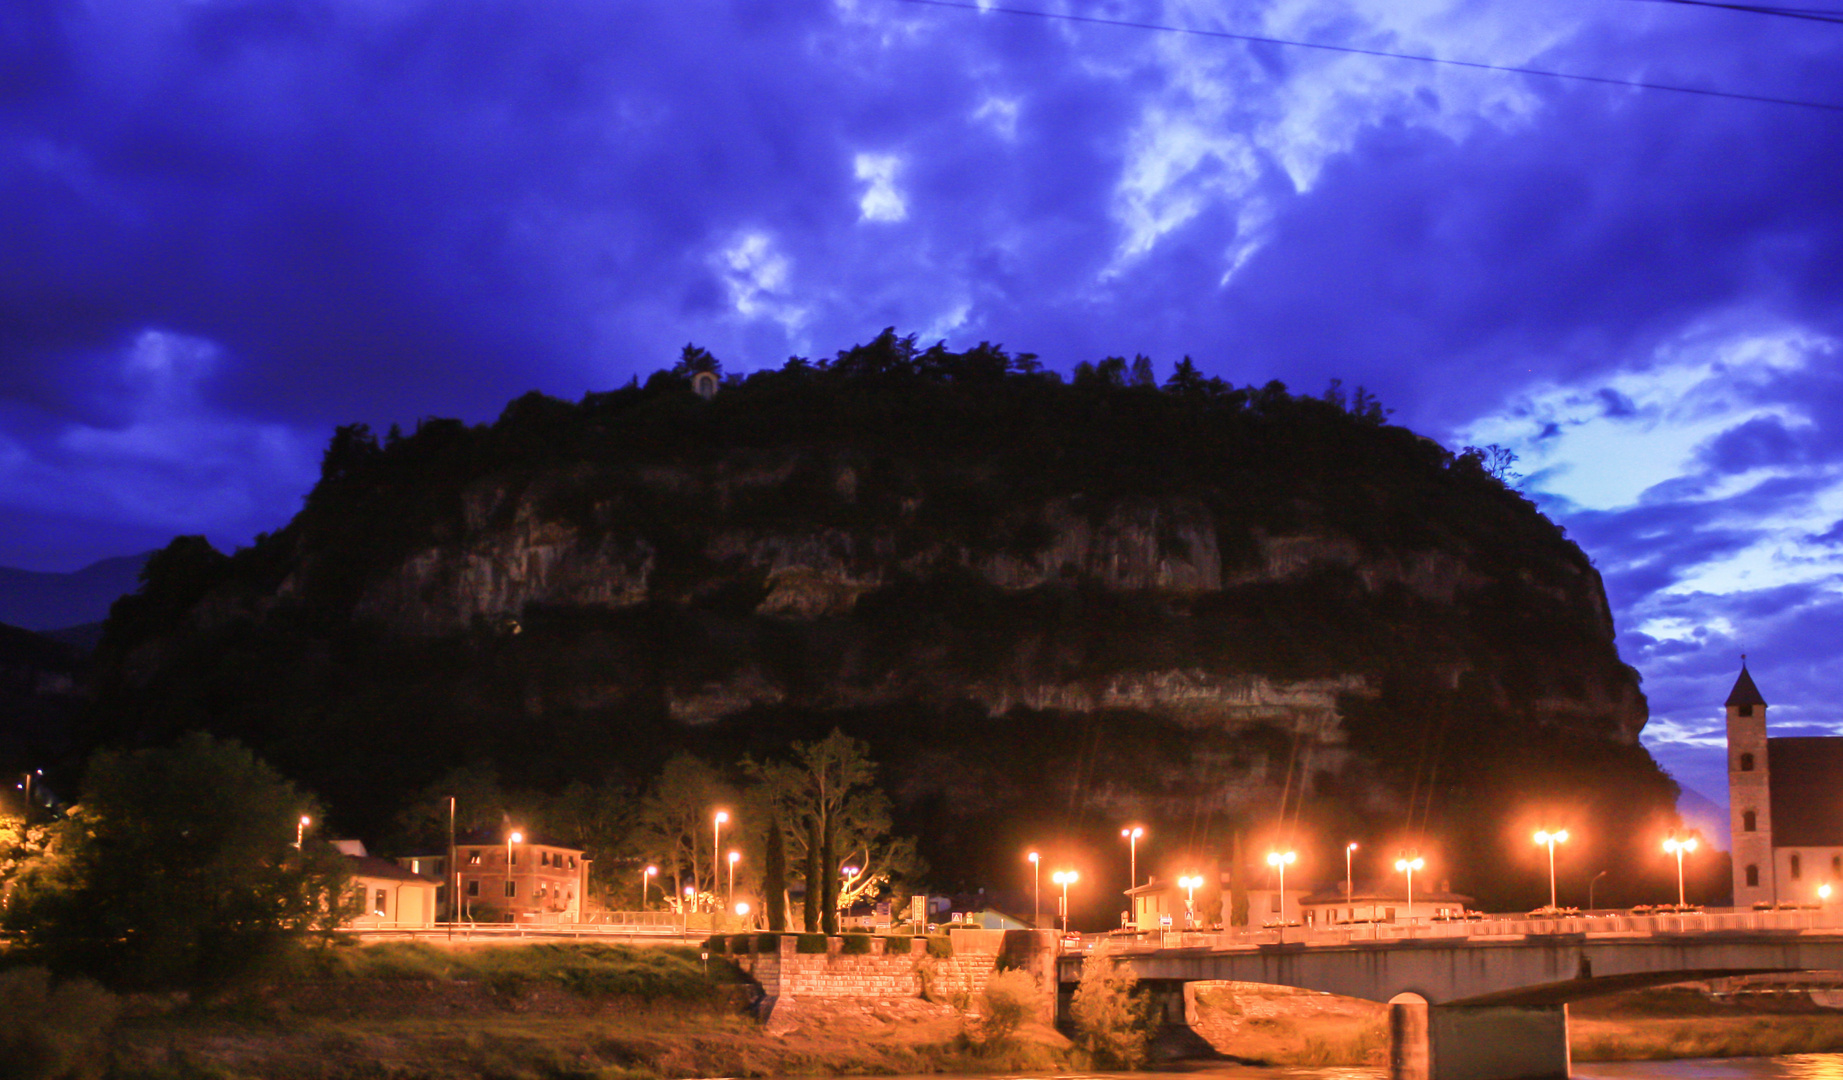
(1390, 995, 1569, 1080)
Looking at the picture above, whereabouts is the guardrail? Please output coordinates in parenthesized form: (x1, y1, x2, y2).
(1091, 908, 1843, 952)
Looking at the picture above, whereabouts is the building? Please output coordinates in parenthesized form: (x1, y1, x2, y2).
(1297, 882, 1472, 926)
(333, 840, 441, 928)
(1726, 664, 1843, 908)
(454, 831, 591, 923)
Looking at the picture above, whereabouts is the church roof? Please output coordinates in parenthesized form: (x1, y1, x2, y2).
(1727, 666, 1767, 708)
(1767, 737, 1843, 847)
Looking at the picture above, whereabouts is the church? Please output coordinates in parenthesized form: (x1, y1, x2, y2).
(1726, 664, 1843, 908)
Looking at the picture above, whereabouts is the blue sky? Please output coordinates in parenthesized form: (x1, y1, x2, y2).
(4, 0, 1841, 818)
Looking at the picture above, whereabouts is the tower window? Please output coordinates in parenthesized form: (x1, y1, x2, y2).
(1740, 753, 1755, 772)
(1746, 865, 1759, 887)
(1740, 705, 1754, 717)
(1744, 810, 1758, 832)
(1792, 854, 1803, 880)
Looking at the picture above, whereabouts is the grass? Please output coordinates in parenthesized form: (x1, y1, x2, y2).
(1572, 989, 1843, 1062)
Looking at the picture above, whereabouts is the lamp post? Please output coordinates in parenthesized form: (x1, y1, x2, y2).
(1266, 850, 1296, 941)
(1533, 829, 1569, 911)
(1178, 874, 1203, 929)
(1121, 826, 1145, 894)
(1395, 854, 1425, 930)
(1027, 851, 1041, 929)
(1345, 842, 1359, 923)
(712, 811, 729, 913)
(1662, 834, 1699, 909)
(506, 830, 523, 922)
(296, 815, 311, 849)
(1052, 870, 1078, 935)
(727, 850, 740, 913)
(642, 865, 657, 911)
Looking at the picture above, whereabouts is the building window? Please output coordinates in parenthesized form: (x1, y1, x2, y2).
(1833, 855, 1840, 877)
(374, 888, 388, 915)
(1385, 908, 1396, 923)
(568, 856, 577, 869)
(1792, 854, 1803, 880)
(1746, 865, 1759, 887)
(1740, 753, 1755, 772)
(1270, 894, 1281, 913)
(467, 852, 481, 864)
(1744, 810, 1757, 832)
(540, 851, 550, 867)
(506, 881, 517, 898)
(1740, 705, 1754, 717)
(467, 880, 479, 897)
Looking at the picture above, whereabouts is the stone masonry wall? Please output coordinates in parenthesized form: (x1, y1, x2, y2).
(735, 931, 1008, 1001)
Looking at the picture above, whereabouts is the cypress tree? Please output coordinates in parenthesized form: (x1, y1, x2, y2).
(764, 814, 788, 933)
(803, 817, 823, 932)
(821, 815, 839, 934)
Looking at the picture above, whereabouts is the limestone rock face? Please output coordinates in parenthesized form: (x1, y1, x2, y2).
(92, 369, 1664, 907)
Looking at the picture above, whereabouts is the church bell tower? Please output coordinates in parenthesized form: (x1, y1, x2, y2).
(1727, 662, 1773, 907)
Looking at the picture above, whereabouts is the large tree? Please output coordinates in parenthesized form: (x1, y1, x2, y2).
(632, 753, 733, 911)
(751, 730, 922, 933)
(4, 733, 353, 989)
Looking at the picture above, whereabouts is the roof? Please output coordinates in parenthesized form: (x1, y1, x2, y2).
(345, 854, 438, 885)
(1727, 666, 1767, 708)
(1768, 737, 1843, 847)
(453, 829, 585, 852)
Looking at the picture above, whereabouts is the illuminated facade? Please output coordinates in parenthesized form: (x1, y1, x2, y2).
(1725, 665, 1843, 909)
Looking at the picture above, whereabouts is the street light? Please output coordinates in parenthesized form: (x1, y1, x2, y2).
(1121, 826, 1145, 893)
(642, 865, 657, 911)
(1027, 851, 1041, 930)
(1052, 870, 1079, 935)
(1178, 874, 1203, 929)
(1266, 851, 1297, 940)
(506, 830, 523, 922)
(1662, 833, 1699, 909)
(727, 850, 740, 912)
(1395, 854, 1425, 928)
(1345, 842, 1359, 923)
(1533, 829, 1569, 911)
(1821, 884, 1833, 905)
(712, 811, 729, 913)
(295, 815, 311, 850)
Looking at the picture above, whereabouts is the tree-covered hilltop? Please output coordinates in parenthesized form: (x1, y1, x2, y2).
(81, 331, 1683, 915)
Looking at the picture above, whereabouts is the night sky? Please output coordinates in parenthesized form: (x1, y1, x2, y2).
(4, 0, 1841, 814)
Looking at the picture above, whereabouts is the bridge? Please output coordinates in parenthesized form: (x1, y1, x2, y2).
(1055, 912, 1843, 1080)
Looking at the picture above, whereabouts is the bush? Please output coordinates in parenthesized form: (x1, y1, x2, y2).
(702, 935, 727, 954)
(926, 935, 954, 958)
(729, 934, 756, 954)
(968, 968, 1042, 1054)
(756, 932, 781, 952)
(882, 934, 916, 953)
(1069, 954, 1151, 1069)
(0, 966, 119, 1080)
(841, 934, 873, 955)
(795, 933, 829, 954)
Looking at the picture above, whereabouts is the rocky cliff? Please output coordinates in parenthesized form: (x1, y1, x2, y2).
(86, 337, 1676, 907)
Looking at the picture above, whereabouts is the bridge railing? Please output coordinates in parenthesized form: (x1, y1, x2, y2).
(1102, 907, 1843, 952)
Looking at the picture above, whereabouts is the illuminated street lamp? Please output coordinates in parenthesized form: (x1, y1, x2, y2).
(1027, 851, 1041, 929)
(1395, 853, 1425, 928)
(1178, 874, 1203, 929)
(1662, 833, 1699, 909)
(1121, 826, 1145, 893)
(1821, 884, 1834, 905)
(1345, 842, 1359, 923)
(1052, 870, 1079, 935)
(712, 811, 729, 912)
(1266, 851, 1297, 940)
(295, 815, 312, 850)
(641, 865, 657, 911)
(1533, 829, 1569, 911)
(506, 830, 524, 922)
(735, 901, 752, 919)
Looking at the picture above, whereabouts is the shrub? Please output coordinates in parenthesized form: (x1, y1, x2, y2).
(882, 934, 916, 953)
(925, 935, 954, 958)
(702, 935, 727, 955)
(841, 934, 873, 955)
(795, 933, 829, 954)
(968, 968, 1043, 1054)
(0, 966, 119, 1080)
(1069, 953, 1151, 1069)
(729, 934, 756, 954)
(755, 932, 781, 952)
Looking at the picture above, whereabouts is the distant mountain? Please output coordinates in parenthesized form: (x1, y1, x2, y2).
(0, 553, 151, 633)
(0, 620, 87, 777)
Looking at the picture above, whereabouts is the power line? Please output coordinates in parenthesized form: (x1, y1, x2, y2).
(889, 0, 1843, 114)
(1618, 0, 1843, 23)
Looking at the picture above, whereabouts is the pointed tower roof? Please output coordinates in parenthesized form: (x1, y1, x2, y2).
(1726, 663, 1767, 709)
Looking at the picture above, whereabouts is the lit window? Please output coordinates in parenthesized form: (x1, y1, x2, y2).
(468, 852, 481, 865)
(374, 888, 388, 916)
